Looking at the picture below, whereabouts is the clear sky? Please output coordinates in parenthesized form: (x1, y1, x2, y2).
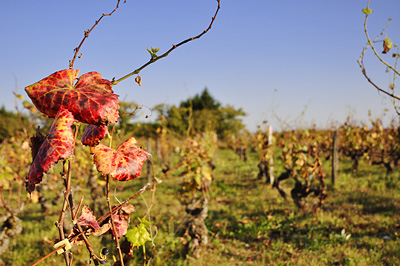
(1, 0, 400, 132)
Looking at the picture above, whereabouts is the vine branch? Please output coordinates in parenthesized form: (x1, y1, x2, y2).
(142, 162, 157, 219)
(106, 175, 125, 266)
(111, 0, 221, 86)
(358, 0, 400, 104)
(359, 0, 400, 76)
(69, 0, 125, 69)
(55, 160, 72, 266)
(55, 123, 80, 265)
(360, 66, 400, 101)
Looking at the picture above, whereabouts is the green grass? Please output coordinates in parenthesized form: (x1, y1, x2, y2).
(1, 148, 400, 265)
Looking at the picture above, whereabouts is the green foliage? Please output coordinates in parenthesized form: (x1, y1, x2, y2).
(146, 46, 160, 59)
(120, 122, 161, 138)
(217, 105, 247, 139)
(166, 105, 187, 136)
(125, 218, 152, 247)
(0, 133, 31, 188)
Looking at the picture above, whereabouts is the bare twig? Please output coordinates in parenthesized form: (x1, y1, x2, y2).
(0, 188, 23, 215)
(361, 67, 400, 101)
(111, 0, 221, 86)
(75, 222, 102, 265)
(72, 196, 84, 223)
(357, 8, 392, 70)
(161, 160, 184, 178)
(390, 47, 400, 112)
(359, 0, 400, 77)
(69, 0, 124, 69)
(30, 246, 65, 266)
(358, 0, 400, 103)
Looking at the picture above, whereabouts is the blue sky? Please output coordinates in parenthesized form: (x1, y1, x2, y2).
(1, 0, 399, 132)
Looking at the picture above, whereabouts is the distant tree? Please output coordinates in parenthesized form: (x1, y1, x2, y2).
(180, 88, 220, 111)
(167, 105, 188, 136)
(159, 88, 247, 139)
(216, 105, 247, 139)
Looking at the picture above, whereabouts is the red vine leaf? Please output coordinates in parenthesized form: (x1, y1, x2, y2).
(81, 124, 108, 146)
(26, 108, 75, 193)
(112, 214, 128, 239)
(25, 69, 120, 125)
(90, 137, 148, 181)
(77, 205, 101, 231)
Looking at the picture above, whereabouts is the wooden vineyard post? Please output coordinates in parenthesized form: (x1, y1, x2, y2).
(331, 130, 339, 188)
(268, 125, 275, 185)
(156, 137, 161, 159)
(147, 138, 152, 183)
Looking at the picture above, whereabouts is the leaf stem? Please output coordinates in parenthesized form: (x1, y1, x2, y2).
(56, 160, 72, 266)
(106, 174, 125, 265)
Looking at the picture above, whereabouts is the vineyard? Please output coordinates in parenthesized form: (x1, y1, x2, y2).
(1, 0, 399, 265)
(1, 106, 400, 265)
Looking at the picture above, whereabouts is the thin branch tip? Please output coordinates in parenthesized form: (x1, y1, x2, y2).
(113, 0, 220, 85)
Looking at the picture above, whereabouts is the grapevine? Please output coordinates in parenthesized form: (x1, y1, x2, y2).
(273, 129, 328, 212)
(10, 0, 221, 265)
